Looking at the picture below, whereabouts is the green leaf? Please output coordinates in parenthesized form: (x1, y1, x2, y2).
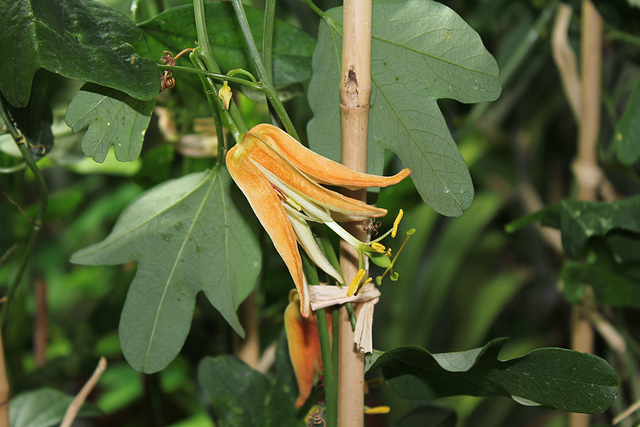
(136, 2, 316, 88)
(65, 83, 155, 163)
(562, 258, 640, 308)
(367, 339, 617, 414)
(508, 196, 640, 258)
(613, 76, 640, 164)
(198, 335, 300, 426)
(0, 0, 159, 108)
(70, 168, 261, 373)
(307, 0, 501, 216)
(9, 388, 101, 427)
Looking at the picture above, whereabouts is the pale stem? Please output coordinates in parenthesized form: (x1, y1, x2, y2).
(570, 2, 602, 427)
(60, 357, 107, 427)
(338, 0, 372, 424)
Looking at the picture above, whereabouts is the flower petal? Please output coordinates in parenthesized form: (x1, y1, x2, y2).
(284, 204, 344, 283)
(226, 143, 310, 317)
(285, 291, 322, 408)
(246, 135, 388, 221)
(251, 124, 411, 189)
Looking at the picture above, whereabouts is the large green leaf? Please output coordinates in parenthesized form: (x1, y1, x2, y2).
(136, 2, 315, 88)
(65, 83, 155, 162)
(506, 195, 640, 258)
(307, 0, 501, 216)
(0, 0, 159, 108)
(562, 258, 640, 308)
(9, 388, 101, 427)
(198, 335, 300, 426)
(71, 168, 261, 373)
(366, 339, 617, 414)
(613, 76, 640, 165)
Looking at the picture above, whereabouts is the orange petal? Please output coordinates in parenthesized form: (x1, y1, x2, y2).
(226, 143, 310, 317)
(251, 124, 411, 190)
(245, 132, 388, 220)
(285, 291, 321, 408)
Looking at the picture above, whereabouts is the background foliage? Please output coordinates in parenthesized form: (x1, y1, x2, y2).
(1, 0, 640, 426)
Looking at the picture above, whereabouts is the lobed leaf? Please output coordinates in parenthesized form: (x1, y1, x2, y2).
(308, 0, 501, 216)
(65, 83, 155, 163)
(367, 339, 618, 414)
(0, 0, 159, 108)
(71, 168, 261, 373)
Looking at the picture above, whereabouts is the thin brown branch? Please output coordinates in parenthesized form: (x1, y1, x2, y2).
(613, 399, 640, 425)
(0, 327, 8, 427)
(60, 357, 107, 427)
(552, 3, 581, 121)
(34, 279, 47, 367)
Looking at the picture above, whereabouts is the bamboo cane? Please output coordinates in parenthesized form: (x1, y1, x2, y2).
(339, 0, 372, 424)
(570, 2, 602, 427)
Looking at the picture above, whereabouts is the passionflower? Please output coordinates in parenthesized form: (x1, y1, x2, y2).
(226, 124, 410, 317)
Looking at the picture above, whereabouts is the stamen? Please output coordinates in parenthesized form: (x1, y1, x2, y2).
(347, 269, 366, 296)
(370, 242, 386, 253)
(392, 209, 403, 238)
(364, 406, 391, 415)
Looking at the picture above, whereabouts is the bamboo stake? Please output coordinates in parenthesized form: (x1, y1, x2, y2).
(339, 0, 372, 424)
(570, 2, 602, 427)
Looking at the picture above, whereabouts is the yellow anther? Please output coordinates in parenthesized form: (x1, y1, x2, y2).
(392, 209, 403, 238)
(364, 406, 390, 415)
(347, 269, 366, 296)
(219, 81, 232, 110)
(371, 242, 386, 253)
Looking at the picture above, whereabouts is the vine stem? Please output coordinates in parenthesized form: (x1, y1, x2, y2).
(0, 99, 48, 328)
(338, 0, 372, 424)
(228, 0, 298, 139)
(0, 97, 49, 427)
(570, 2, 602, 427)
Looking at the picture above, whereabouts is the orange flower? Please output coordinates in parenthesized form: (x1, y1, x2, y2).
(226, 124, 410, 317)
(284, 291, 331, 408)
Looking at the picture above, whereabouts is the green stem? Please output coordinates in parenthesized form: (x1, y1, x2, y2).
(298, 0, 342, 35)
(262, 0, 276, 87)
(316, 308, 337, 426)
(0, 162, 27, 174)
(229, 0, 298, 139)
(190, 51, 244, 145)
(192, 0, 247, 142)
(158, 65, 262, 90)
(0, 98, 48, 328)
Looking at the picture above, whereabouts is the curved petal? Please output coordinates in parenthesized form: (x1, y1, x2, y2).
(251, 124, 411, 189)
(285, 292, 321, 408)
(246, 135, 388, 220)
(226, 144, 310, 317)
